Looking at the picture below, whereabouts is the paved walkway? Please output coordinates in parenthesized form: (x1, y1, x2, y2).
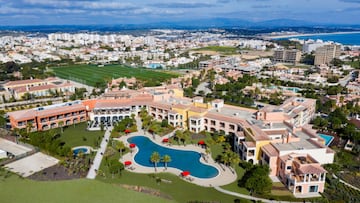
(115, 117, 237, 187)
(86, 127, 113, 179)
(333, 174, 360, 191)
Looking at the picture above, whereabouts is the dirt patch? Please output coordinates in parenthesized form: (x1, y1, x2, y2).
(28, 164, 84, 181)
(119, 184, 173, 200)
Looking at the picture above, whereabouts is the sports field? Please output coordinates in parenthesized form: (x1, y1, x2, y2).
(51, 64, 178, 87)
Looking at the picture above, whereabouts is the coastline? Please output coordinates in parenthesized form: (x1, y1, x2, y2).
(263, 31, 360, 39)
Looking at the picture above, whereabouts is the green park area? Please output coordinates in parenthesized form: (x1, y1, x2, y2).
(0, 171, 172, 203)
(58, 122, 104, 148)
(193, 46, 239, 55)
(51, 64, 178, 87)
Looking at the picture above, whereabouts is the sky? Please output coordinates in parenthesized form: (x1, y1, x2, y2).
(0, 0, 359, 26)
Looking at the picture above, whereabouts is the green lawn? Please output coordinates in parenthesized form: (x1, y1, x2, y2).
(0, 173, 172, 203)
(345, 61, 360, 69)
(220, 165, 249, 195)
(193, 46, 239, 55)
(51, 64, 178, 87)
(59, 122, 104, 148)
(97, 170, 250, 203)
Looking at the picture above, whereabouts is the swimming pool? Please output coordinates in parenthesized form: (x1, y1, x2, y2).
(318, 134, 334, 146)
(73, 147, 89, 155)
(285, 87, 301, 93)
(127, 136, 219, 179)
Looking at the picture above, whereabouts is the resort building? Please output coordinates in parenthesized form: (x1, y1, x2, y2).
(8, 101, 87, 131)
(314, 44, 341, 66)
(273, 49, 301, 64)
(2, 77, 76, 99)
(6, 86, 333, 196)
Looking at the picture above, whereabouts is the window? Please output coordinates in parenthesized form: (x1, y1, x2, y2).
(309, 185, 318, 193)
(229, 124, 235, 130)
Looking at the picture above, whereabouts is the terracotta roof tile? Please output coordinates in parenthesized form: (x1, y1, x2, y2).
(297, 165, 326, 174)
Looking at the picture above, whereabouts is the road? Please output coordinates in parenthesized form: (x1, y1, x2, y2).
(195, 82, 212, 95)
(86, 127, 112, 179)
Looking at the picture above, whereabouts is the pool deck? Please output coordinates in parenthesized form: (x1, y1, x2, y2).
(116, 118, 237, 187)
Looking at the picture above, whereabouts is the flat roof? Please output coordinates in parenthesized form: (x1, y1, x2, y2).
(209, 105, 255, 121)
(272, 139, 320, 151)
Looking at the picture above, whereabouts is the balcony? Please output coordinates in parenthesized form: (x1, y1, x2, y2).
(247, 151, 255, 157)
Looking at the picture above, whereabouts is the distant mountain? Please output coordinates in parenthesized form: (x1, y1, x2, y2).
(254, 19, 316, 27)
(0, 18, 359, 33)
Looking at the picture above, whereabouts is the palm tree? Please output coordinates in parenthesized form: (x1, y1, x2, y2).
(175, 130, 183, 144)
(162, 155, 171, 170)
(229, 151, 240, 171)
(221, 152, 230, 166)
(115, 141, 125, 157)
(150, 151, 160, 172)
(26, 121, 33, 135)
(58, 121, 64, 133)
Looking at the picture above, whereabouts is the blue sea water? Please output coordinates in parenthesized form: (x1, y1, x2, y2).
(283, 32, 360, 46)
(128, 136, 219, 178)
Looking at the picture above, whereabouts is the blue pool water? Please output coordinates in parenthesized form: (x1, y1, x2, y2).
(73, 147, 88, 155)
(318, 134, 334, 146)
(128, 136, 219, 179)
(285, 87, 300, 93)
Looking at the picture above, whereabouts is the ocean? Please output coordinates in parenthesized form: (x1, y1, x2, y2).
(283, 32, 360, 46)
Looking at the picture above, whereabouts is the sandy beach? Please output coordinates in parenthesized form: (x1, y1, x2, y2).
(263, 31, 360, 39)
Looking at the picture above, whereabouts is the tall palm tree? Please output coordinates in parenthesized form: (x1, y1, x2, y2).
(229, 151, 240, 170)
(58, 121, 64, 133)
(175, 130, 183, 144)
(150, 151, 160, 172)
(162, 155, 171, 170)
(221, 152, 230, 166)
(115, 141, 125, 157)
(26, 121, 33, 135)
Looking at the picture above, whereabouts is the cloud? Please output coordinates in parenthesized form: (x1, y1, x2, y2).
(339, 0, 360, 3)
(252, 5, 271, 9)
(148, 2, 215, 8)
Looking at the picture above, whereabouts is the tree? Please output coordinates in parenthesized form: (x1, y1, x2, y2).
(229, 151, 240, 170)
(161, 119, 169, 127)
(26, 121, 33, 135)
(150, 151, 160, 172)
(58, 121, 64, 133)
(108, 159, 124, 178)
(100, 123, 104, 131)
(217, 135, 226, 143)
(162, 154, 171, 170)
(0, 111, 6, 128)
(115, 141, 126, 157)
(175, 130, 183, 144)
(240, 165, 272, 195)
(119, 80, 127, 89)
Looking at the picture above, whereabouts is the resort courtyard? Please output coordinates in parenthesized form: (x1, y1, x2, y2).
(117, 131, 237, 187)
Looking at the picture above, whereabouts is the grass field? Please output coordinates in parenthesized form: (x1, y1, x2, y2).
(0, 173, 172, 203)
(193, 46, 239, 55)
(97, 170, 250, 203)
(59, 122, 104, 148)
(51, 64, 178, 87)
